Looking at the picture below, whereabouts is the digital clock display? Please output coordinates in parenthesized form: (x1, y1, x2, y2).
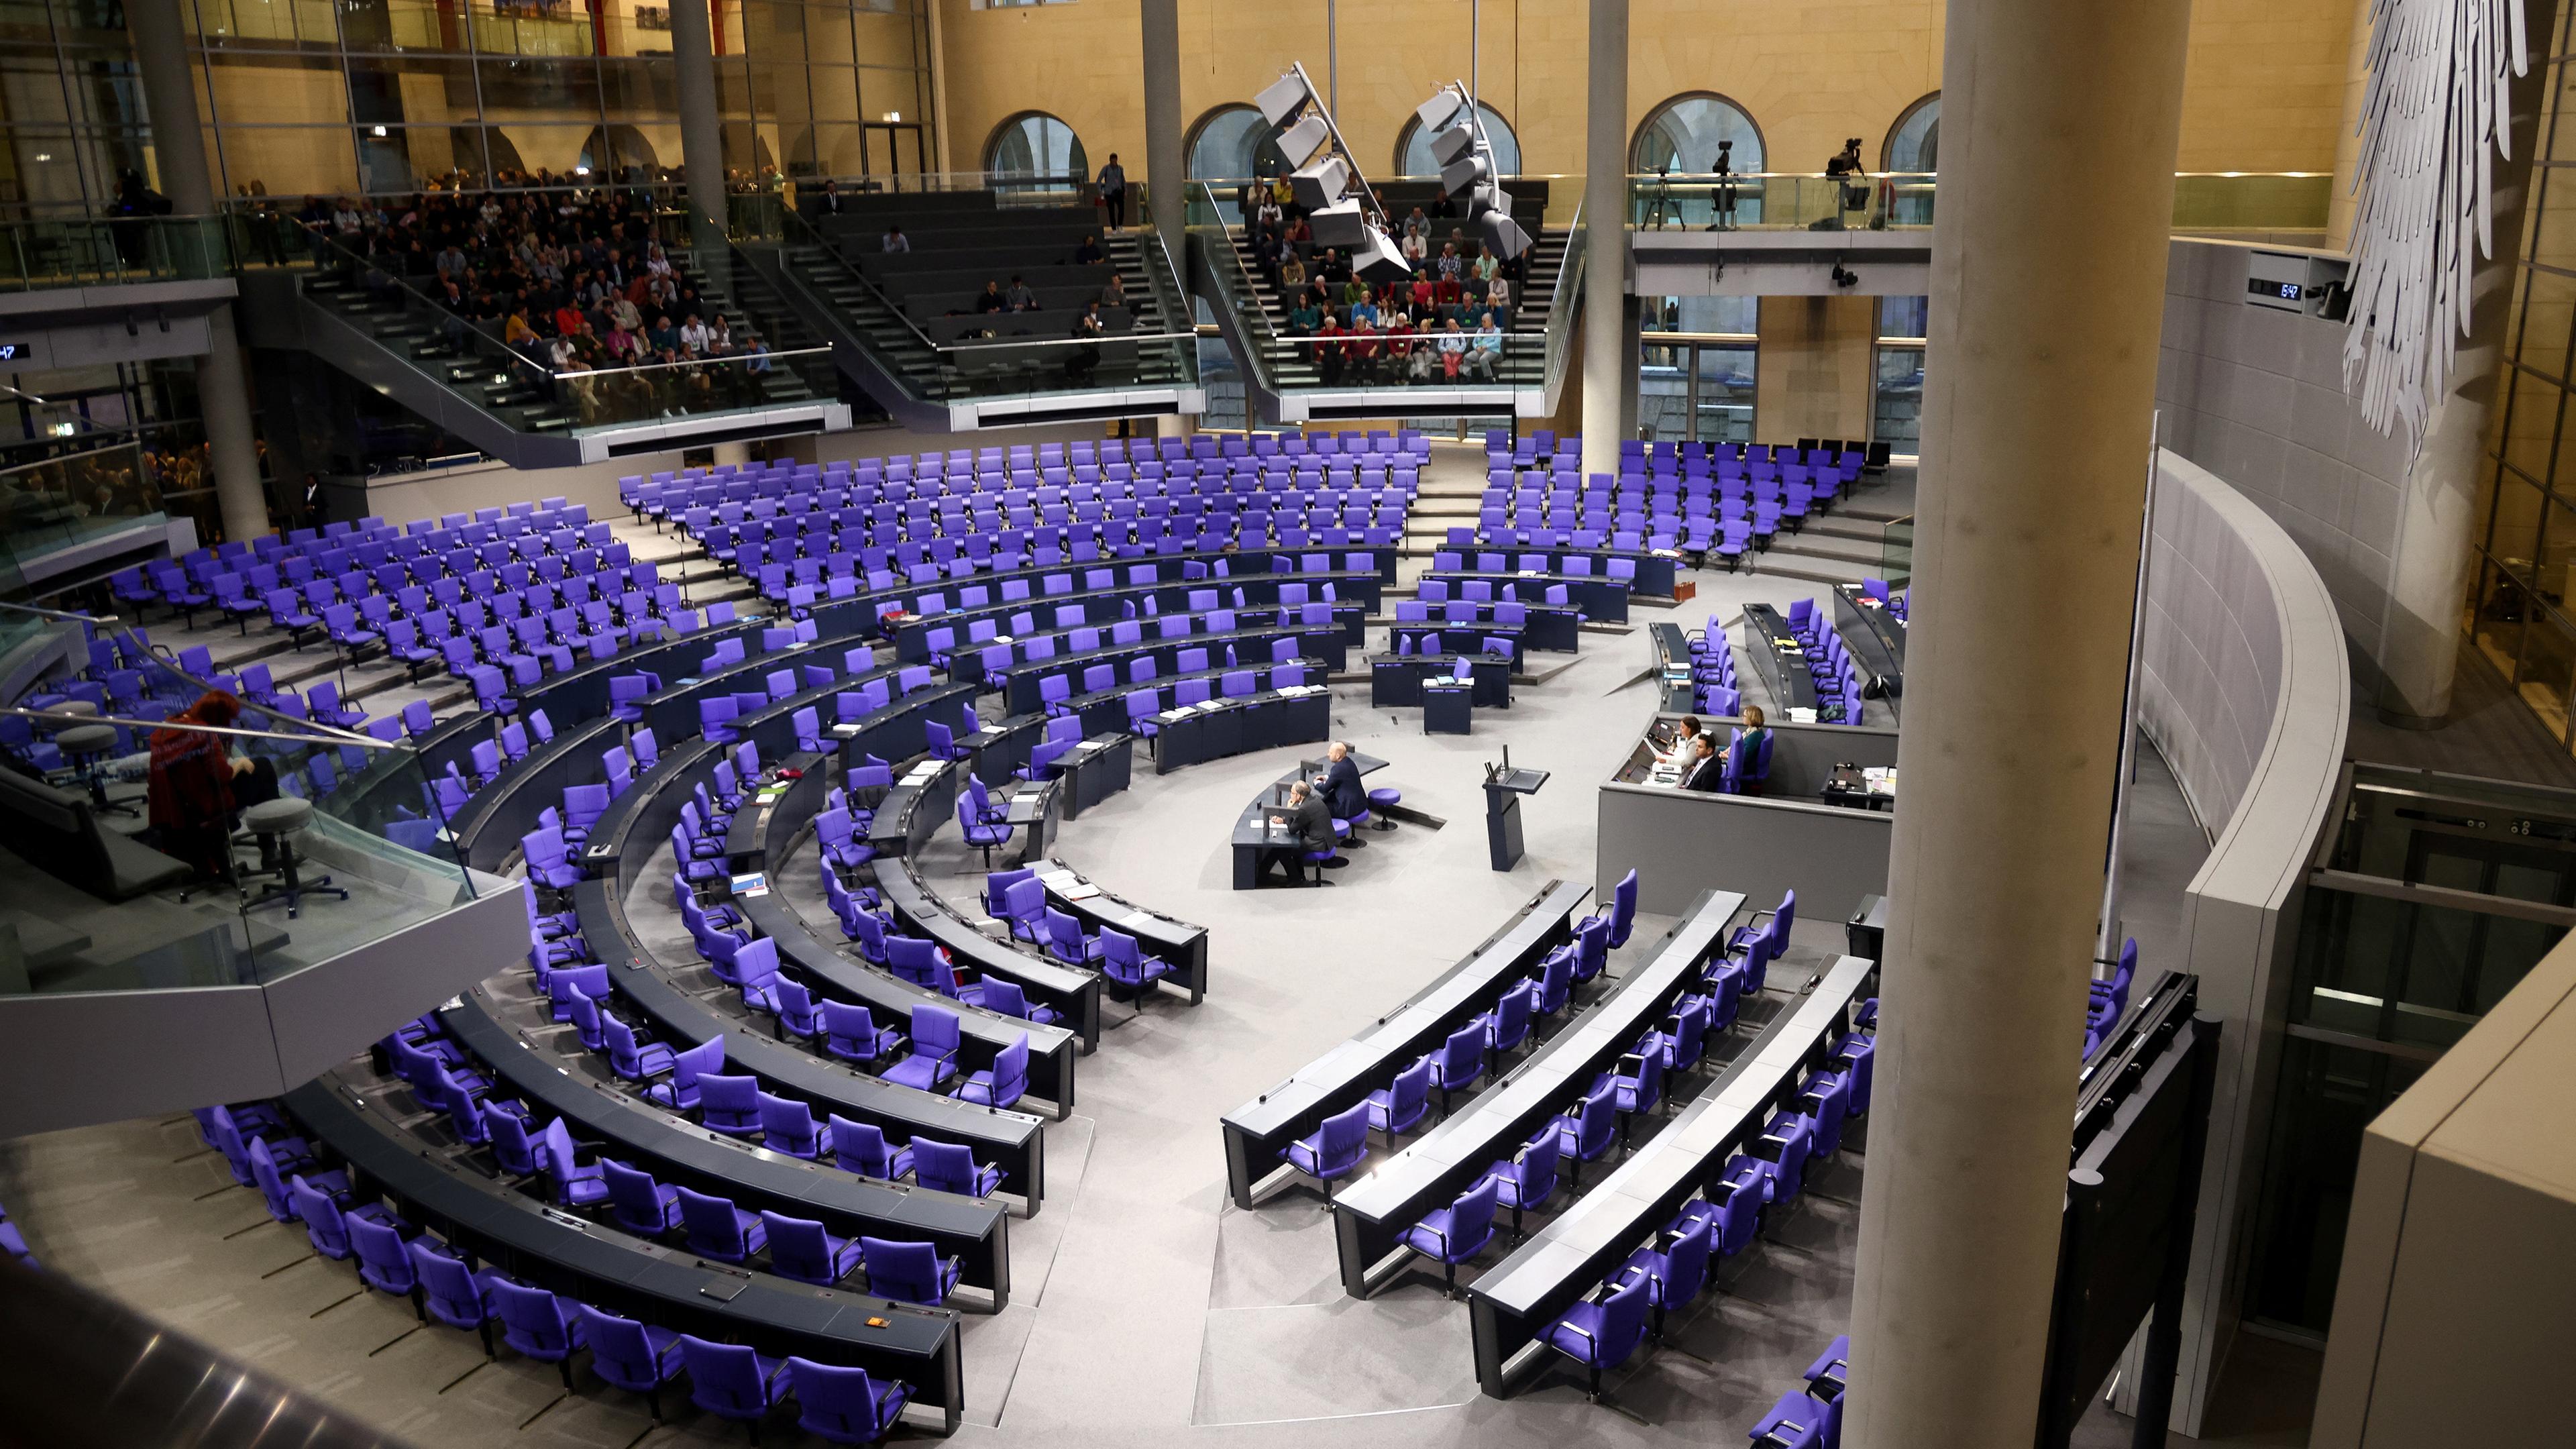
(2247, 279, 2303, 302)
(0, 341, 33, 362)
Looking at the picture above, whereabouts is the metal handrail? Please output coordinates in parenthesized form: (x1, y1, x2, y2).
(1192, 182, 1288, 395)
(300, 225, 553, 390)
(1542, 197, 1588, 403)
(4, 707, 406, 750)
(773, 205, 950, 359)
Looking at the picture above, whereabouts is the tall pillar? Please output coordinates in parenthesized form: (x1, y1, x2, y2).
(2324, 0, 2373, 253)
(1841, 0, 2190, 1446)
(669, 0, 729, 258)
(1578, 0, 1629, 477)
(2369, 9, 2552, 728)
(127, 0, 268, 545)
(1140, 0, 1187, 438)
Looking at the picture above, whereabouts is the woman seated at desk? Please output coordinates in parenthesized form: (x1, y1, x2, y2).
(1652, 714, 1703, 766)
(1719, 704, 1770, 765)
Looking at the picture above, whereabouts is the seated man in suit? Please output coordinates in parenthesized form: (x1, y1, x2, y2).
(1269, 779, 1340, 886)
(1316, 741, 1366, 822)
(1678, 734, 1725, 792)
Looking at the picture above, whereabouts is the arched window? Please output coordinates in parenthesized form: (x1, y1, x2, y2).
(984, 112, 1087, 195)
(1188, 104, 1290, 181)
(1631, 93, 1765, 175)
(1884, 93, 1939, 171)
(1393, 102, 1521, 178)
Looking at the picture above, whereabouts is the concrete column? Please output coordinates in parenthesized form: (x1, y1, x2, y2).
(1578, 0, 1629, 477)
(1841, 0, 2191, 1446)
(1140, 0, 1184, 258)
(128, 0, 268, 545)
(2370, 8, 2553, 728)
(669, 0, 730, 257)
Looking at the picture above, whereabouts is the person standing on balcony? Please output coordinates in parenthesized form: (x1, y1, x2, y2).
(1097, 154, 1129, 229)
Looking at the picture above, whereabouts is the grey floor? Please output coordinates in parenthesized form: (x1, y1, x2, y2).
(0, 453, 2310, 1448)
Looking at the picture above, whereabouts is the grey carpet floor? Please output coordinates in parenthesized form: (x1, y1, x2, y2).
(0, 471, 2280, 1448)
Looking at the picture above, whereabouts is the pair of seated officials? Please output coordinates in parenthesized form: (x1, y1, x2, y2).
(1663, 706, 1768, 792)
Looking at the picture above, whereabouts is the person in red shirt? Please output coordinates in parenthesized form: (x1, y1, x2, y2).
(1384, 311, 1415, 382)
(1348, 317, 1381, 383)
(1409, 269, 1437, 315)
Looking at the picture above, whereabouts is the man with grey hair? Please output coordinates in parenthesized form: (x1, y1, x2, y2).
(1318, 741, 1366, 824)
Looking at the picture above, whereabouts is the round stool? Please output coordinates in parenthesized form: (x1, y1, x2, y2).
(52, 699, 100, 718)
(56, 724, 121, 812)
(242, 796, 350, 920)
(1366, 788, 1401, 830)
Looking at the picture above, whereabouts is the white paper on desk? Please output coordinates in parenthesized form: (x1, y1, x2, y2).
(1037, 870, 1081, 888)
(1159, 709, 1189, 721)
(729, 872, 769, 898)
(1196, 700, 1225, 713)
(830, 723, 860, 736)
(1119, 908, 1161, 930)
(1786, 707, 1819, 723)
(1058, 883, 1102, 900)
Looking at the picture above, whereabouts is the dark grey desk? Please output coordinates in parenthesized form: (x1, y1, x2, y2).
(1053, 733, 1132, 818)
(1741, 604, 1821, 712)
(1055, 661, 1316, 738)
(284, 1077, 967, 1433)
(729, 758, 1079, 1116)
(1153, 688, 1332, 773)
(991, 625, 1350, 714)
(1002, 781, 1057, 867)
(1328, 888, 1746, 1297)
(1424, 681, 1474, 735)
(944, 593, 1369, 686)
(1371, 653, 1512, 710)
(1833, 584, 1906, 706)
(1420, 570, 1629, 624)
(1648, 621, 1697, 714)
(439, 991, 1013, 1300)
(1031, 858, 1209, 1003)
(1439, 545, 1678, 598)
(1218, 879, 1589, 1207)
(1399, 602, 1583, 653)
(573, 877, 1051, 1203)
(1228, 753, 1388, 890)
(1464, 953, 1876, 1395)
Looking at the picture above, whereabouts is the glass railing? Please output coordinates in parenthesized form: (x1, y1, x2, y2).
(1, 604, 482, 996)
(193, 0, 605, 56)
(750, 201, 1197, 405)
(301, 225, 832, 434)
(1623, 172, 2331, 237)
(1629, 172, 1933, 231)
(0, 216, 235, 292)
(1882, 515, 1914, 590)
(0, 441, 169, 598)
(1189, 174, 1584, 231)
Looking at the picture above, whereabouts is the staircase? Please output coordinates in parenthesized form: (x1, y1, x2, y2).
(757, 203, 1198, 432)
(663, 246, 834, 411)
(1220, 225, 1570, 392)
(292, 267, 586, 468)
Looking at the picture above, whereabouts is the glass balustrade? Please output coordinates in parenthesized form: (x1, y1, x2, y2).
(2, 604, 483, 997)
(0, 217, 237, 292)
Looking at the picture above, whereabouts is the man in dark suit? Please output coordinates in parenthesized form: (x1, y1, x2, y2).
(1276, 780, 1339, 886)
(1318, 741, 1366, 822)
(1679, 735, 1725, 792)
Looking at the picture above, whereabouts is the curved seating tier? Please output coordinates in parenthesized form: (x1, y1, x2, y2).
(952, 600, 1364, 692)
(1464, 952, 1877, 1397)
(894, 568, 1371, 675)
(574, 868, 1049, 1204)
(437, 987, 1014, 1305)
(730, 755, 1081, 1107)
(1326, 887, 1751, 1296)
(989, 618, 1351, 714)
(1228, 753, 1390, 891)
(1430, 545, 1674, 600)
(866, 760, 1106, 1047)
(1220, 879, 1593, 1207)
(280, 1075, 967, 1433)
(1053, 659, 1318, 754)
(1016, 859, 1210, 1004)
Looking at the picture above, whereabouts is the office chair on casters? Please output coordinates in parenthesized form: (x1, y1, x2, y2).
(239, 797, 350, 919)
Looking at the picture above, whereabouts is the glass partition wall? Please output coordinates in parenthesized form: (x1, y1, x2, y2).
(2245, 763, 2576, 1337)
(1638, 294, 1756, 446)
(1, 0, 935, 215)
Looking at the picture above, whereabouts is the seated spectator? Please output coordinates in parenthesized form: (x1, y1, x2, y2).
(1074, 233, 1106, 264)
(1314, 312, 1346, 384)
(1065, 303, 1104, 384)
(1485, 272, 1512, 321)
(1472, 243, 1501, 285)
(1467, 311, 1503, 380)
(1006, 275, 1038, 311)
(1408, 269, 1437, 316)
(1284, 215, 1312, 247)
(1254, 193, 1283, 231)
(975, 280, 1008, 313)
(679, 311, 711, 353)
(1434, 270, 1464, 315)
(1286, 296, 1322, 335)
(1439, 317, 1468, 379)
(647, 313, 680, 354)
(1400, 228, 1428, 264)
(1102, 272, 1129, 311)
(1279, 250, 1307, 293)
(1403, 205, 1431, 241)
(882, 223, 910, 252)
(1436, 241, 1464, 283)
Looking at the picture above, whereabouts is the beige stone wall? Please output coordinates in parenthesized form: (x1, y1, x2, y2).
(1755, 294, 1876, 444)
(936, 0, 2351, 185)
